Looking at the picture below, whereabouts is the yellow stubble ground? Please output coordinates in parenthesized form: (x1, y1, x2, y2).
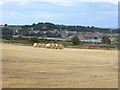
(2, 43, 118, 88)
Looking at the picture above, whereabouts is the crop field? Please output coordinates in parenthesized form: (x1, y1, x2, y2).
(2, 43, 118, 88)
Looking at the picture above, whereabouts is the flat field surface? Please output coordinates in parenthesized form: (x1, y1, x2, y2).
(2, 44, 118, 88)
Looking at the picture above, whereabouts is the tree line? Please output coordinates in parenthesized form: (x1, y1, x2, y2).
(2, 22, 115, 36)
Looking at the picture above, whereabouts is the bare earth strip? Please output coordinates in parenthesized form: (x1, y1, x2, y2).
(2, 43, 118, 88)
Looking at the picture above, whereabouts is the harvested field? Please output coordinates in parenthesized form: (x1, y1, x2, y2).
(2, 43, 118, 88)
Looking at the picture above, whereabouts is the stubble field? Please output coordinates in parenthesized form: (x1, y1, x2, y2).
(2, 43, 118, 88)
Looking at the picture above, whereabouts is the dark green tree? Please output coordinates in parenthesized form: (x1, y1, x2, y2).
(32, 23, 35, 27)
(71, 35, 80, 45)
(4, 24, 7, 27)
(102, 36, 111, 44)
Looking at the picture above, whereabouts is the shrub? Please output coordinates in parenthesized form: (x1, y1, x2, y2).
(71, 36, 80, 46)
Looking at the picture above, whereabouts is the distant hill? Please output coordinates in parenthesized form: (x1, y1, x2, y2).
(26, 22, 111, 33)
(1, 22, 119, 36)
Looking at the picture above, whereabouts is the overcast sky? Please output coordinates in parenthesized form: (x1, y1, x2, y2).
(0, 0, 118, 28)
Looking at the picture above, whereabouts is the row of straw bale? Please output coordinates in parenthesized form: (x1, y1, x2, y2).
(33, 43, 64, 49)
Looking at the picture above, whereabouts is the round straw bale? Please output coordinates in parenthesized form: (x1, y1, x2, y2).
(54, 44, 59, 49)
(38, 43, 42, 48)
(58, 44, 64, 49)
(51, 43, 55, 49)
(46, 43, 51, 49)
(33, 43, 39, 47)
(42, 43, 46, 48)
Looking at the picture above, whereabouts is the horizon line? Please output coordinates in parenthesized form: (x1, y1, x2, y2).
(0, 22, 118, 29)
